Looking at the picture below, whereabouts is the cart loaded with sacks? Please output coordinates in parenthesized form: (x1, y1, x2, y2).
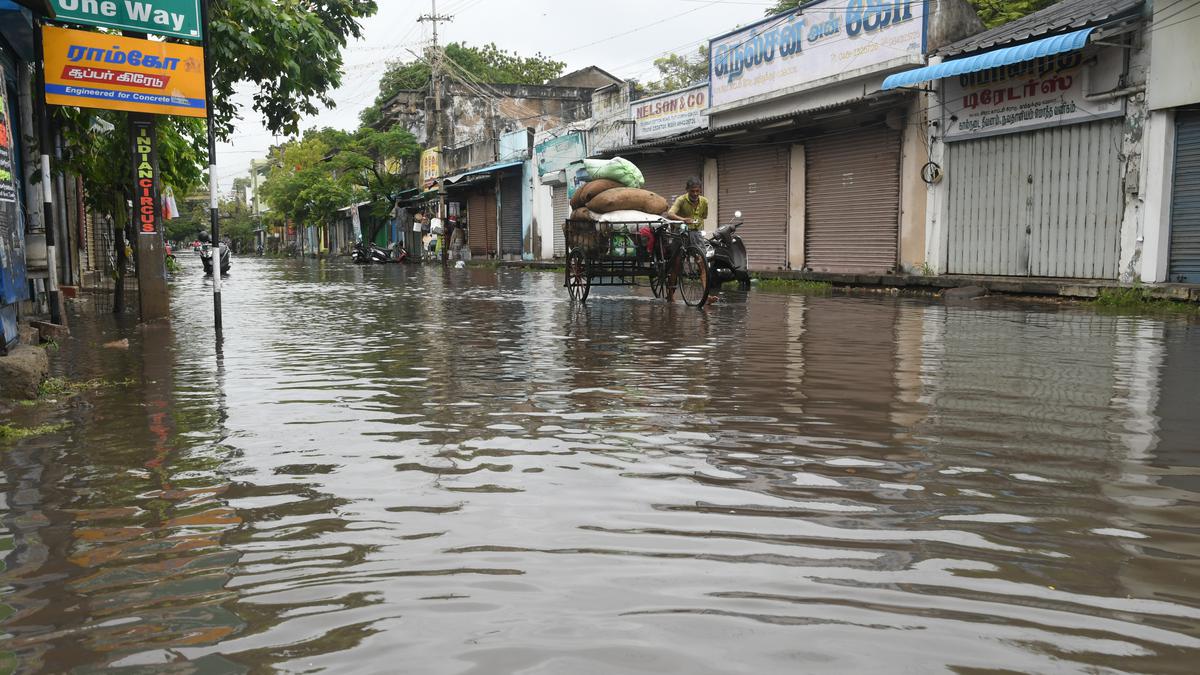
(560, 158, 709, 307)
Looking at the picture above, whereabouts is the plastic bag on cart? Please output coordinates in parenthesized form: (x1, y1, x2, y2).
(582, 157, 645, 188)
(592, 209, 667, 224)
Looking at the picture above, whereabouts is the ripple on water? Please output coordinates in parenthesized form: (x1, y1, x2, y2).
(1, 260, 1198, 673)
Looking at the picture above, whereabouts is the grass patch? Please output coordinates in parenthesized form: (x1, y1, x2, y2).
(165, 256, 183, 274)
(754, 277, 834, 293)
(1092, 285, 1200, 315)
(37, 376, 134, 399)
(0, 422, 68, 442)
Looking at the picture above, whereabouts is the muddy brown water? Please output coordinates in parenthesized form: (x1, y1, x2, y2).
(2, 257, 1199, 674)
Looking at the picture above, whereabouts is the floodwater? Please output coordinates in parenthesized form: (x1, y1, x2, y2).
(2, 257, 1200, 674)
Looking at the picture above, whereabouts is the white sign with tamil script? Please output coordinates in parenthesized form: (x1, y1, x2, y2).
(709, 0, 926, 110)
(632, 84, 709, 141)
(942, 51, 1125, 141)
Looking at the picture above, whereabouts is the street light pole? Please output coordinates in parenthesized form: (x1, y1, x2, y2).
(201, 0, 222, 346)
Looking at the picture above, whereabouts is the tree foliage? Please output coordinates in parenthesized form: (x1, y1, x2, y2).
(639, 46, 709, 97)
(360, 43, 566, 126)
(210, 0, 379, 138)
(258, 125, 420, 228)
(763, 0, 1053, 28)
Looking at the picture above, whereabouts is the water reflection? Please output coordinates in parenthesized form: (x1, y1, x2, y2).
(1, 258, 1198, 673)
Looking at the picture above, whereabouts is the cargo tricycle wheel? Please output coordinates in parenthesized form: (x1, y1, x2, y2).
(566, 249, 590, 302)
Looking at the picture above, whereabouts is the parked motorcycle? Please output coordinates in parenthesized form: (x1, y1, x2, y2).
(705, 210, 749, 289)
(352, 240, 399, 264)
(198, 232, 231, 276)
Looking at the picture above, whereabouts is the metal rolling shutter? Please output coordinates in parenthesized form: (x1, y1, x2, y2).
(632, 151, 704, 206)
(805, 126, 901, 273)
(946, 119, 1122, 279)
(500, 173, 522, 256)
(1169, 111, 1200, 283)
(467, 189, 497, 257)
(552, 186, 569, 257)
(718, 145, 790, 270)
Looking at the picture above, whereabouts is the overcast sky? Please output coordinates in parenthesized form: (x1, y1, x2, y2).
(214, 0, 771, 191)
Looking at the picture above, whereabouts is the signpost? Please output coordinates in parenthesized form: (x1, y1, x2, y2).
(50, 0, 203, 41)
(36, 0, 219, 337)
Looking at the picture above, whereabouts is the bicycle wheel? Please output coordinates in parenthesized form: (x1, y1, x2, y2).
(566, 249, 590, 302)
(649, 259, 667, 298)
(675, 245, 709, 307)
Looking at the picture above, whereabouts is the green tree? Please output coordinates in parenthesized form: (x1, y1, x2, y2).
(210, 0, 380, 138)
(360, 43, 566, 126)
(257, 125, 420, 243)
(639, 46, 709, 97)
(258, 134, 354, 231)
(762, 0, 1053, 28)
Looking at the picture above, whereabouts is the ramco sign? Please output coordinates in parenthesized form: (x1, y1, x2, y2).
(632, 84, 709, 141)
(709, 0, 926, 110)
(51, 0, 203, 41)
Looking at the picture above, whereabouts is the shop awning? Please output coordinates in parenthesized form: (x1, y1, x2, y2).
(881, 27, 1094, 90)
(442, 160, 523, 186)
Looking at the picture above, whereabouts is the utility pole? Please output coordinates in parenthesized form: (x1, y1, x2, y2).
(201, 0, 222, 346)
(418, 0, 453, 152)
(418, 1, 452, 264)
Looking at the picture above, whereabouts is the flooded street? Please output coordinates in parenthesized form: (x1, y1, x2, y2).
(3, 256, 1200, 674)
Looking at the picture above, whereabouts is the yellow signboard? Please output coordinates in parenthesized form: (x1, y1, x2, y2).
(42, 25, 207, 118)
(420, 147, 440, 188)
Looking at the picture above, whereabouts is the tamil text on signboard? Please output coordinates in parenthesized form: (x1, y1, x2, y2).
(709, 0, 925, 110)
(51, 0, 202, 41)
(632, 84, 709, 141)
(42, 25, 207, 117)
(942, 51, 1124, 141)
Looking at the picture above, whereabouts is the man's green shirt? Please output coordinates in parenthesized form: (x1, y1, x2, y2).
(670, 195, 709, 229)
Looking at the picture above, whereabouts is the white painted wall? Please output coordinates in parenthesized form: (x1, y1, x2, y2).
(1135, 109, 1176, 282)
(788, 144, 805, 270)
(1148, 0, 1200, 110)
(703, 157, 719, 233)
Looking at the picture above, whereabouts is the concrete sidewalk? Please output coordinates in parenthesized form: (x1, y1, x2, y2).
(496, 260, 1200, 303)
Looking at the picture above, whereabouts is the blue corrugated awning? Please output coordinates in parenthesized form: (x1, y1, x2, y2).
(443, 160, 523, 185)
(881, 27, 1094, 90)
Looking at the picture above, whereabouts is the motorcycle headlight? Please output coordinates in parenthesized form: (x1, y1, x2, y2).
(705, 249, 714, 259)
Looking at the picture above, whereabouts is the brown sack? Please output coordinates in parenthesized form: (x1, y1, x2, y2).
(570, 207, 596, 221)
(585, 187, 669, 215)
(570, 179, 623, 209)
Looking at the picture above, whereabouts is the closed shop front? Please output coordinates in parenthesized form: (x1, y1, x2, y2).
(805, 125, 902, 273)
(631, 150, 705, 205)
(946, 118, 1123, 279)
(467, 187, 497, 257)
(552, 186, 569, 257)
(499, 172, 522, 256)
(1168, 110, 1200, 283)
(718, 145, 790, 270)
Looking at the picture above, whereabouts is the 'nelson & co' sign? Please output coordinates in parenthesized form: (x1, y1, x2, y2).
(52, 0, 203, 41)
